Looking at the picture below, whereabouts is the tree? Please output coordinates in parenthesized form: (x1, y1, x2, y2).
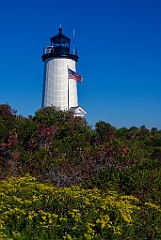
(33, 106, 68, 126)
(95, 121, 116, 144)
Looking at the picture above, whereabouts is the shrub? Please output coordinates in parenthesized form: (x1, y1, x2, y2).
(1, 175, 156, 240)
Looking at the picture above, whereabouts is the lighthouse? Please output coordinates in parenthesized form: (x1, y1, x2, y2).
(41, 27, 86, 117)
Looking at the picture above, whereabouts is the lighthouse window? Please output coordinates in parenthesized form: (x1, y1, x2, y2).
(53, 37, 70, 47)
(54, 43, 69, 48)
(45, 46, 53, 53)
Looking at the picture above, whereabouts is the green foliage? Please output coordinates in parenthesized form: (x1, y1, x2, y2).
(95, 121, 116, 143)
(0, 104, 16, 120)
(33, 106, 69, 126)
(0, 104, 16, 144)
(88, 160, 161, 204)
(0, 104, 161, 238)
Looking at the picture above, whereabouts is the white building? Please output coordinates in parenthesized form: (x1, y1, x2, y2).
(41, 27, 86, 117)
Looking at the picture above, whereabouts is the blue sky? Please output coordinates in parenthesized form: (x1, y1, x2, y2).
(0, 0, 161, 129)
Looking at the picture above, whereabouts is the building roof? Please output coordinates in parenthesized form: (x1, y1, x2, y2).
(50, 28, 70, 44)
(69, 106, 87, 116)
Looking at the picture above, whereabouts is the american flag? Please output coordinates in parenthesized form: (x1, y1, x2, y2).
(68, 68, 83, 83)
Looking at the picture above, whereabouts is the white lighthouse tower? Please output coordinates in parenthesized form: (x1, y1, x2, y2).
(41, 27, 86, 117)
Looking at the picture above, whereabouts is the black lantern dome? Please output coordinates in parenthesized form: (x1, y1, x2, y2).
(42, 28, 78, 62)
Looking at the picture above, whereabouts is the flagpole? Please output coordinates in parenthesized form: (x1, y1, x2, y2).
(73, 29, 75, 54)
(67, 66, 69, 110)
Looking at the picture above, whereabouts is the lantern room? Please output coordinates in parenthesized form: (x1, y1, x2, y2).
(42, 28, 78, 62)
(50, 27, 70, 53)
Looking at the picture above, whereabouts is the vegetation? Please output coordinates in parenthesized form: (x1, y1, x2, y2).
(0, 104, 161, 239)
